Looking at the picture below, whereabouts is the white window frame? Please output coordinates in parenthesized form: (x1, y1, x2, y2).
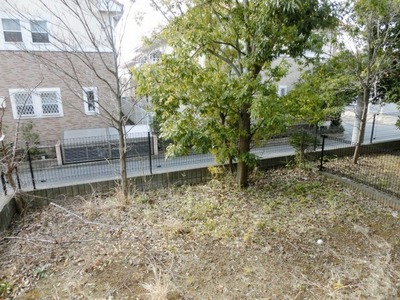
(9, 88, 63, 119)
(83, 87, 99, 115)
(278, 85, 288, 97)
(0, 97, 5, 108)
(2, 18, 23, 43)
(30, 20, 50, 44)
(149, 51, 160, 62)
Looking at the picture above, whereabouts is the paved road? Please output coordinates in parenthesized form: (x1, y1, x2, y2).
(341, 104, 400, 143)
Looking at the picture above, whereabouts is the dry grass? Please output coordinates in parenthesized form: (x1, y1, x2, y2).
(141, 264, 173, 300)
(0, 168, 399, 299)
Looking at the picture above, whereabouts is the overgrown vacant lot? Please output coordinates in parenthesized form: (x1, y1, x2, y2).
(1, 169, 399, 299)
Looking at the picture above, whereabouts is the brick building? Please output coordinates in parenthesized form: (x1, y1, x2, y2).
(0, 0, 123, 143)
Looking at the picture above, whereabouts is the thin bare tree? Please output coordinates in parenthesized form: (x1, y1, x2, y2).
(2, 0, 138, 201)
(0, 97, 25, 213)
(339, 0, 400, 163)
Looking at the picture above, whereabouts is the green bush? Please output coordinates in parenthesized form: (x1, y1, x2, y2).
(289, 130, 319, 167)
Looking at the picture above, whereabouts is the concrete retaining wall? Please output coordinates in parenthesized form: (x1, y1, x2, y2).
(0, 196, 16, 232)
(22, 166, 213, 209)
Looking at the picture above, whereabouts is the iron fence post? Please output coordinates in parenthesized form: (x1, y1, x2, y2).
(27, 144, 36, 190)
(370, 113, 377, 144)
(319, 135, 327, 171)
(148, 132, 153, 175)
(1, 172, 7, 195)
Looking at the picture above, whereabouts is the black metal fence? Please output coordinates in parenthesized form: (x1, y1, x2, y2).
(0, 132, 214, 195)
(62, 134, 155, 164)
(320, 136, 400, 198)
(2, 132, 400, 199)
(0, 134, 299, 195)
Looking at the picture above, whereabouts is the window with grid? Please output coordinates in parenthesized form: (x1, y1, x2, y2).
(83, 87, 99, 115)
(40, 91, 59, 115)
(10, 88, 63, 119)
(15, 92, 35, 116)
(30, 20, 49, 43)
(2, 18, 22, 42)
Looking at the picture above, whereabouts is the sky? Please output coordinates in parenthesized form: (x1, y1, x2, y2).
(117, 0, 165, 63)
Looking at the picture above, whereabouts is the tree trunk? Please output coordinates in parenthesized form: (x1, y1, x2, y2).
(299, 143, 306, 167)
(351, 93, 364, 144)
(237, 103, 251, 187)
(353, 87, 370, 164)
(117, 122, 129, 202)
(5, 171, 24, 214)
(228, 157, 234, 174)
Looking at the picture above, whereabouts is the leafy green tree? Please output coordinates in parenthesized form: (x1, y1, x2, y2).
(285, 54, 356, 167)
(285, 53, 357, 129)
(134, 0, 336, 187)
(338, 0, 400, 163)
(376, 20, 400, 105)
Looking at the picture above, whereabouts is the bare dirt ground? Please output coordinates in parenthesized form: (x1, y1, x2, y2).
(0, 168, 399, 300)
